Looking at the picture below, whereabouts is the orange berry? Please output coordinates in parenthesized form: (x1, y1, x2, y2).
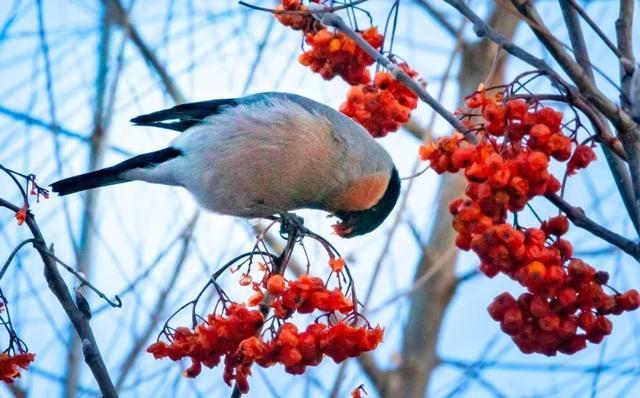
(328, 257, 346, 273)
(266, 275, 286, 295)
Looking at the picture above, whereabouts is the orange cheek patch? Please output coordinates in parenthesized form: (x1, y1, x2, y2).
(330, 173, 388, 211)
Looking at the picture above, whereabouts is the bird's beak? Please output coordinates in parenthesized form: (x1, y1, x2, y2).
(332, 218, 355, 238)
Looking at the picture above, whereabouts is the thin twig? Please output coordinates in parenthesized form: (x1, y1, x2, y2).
(509, 0, 640, 207)
(557, 1, 640, 236)
(0, 197, 118, 398)
(564, 0, 627, 63)
(446, 0, 638, 157)
(545, 193, 640, 262)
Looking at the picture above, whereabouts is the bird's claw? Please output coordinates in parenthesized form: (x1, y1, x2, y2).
(278, 212, 305, 236)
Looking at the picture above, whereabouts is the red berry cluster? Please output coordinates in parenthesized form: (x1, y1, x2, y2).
(352, 385, 367, 398)
(419, 89, 640, 355)
(274, 0, 420, 137)
(340, 63, 419, 137)
(270, 274, 354, 317)
(147, 303, 264, 376)
(148, 260, 382, 393)
(274, 0, 319, 32)
(298, 27, 384, 85)
(0, 352, 35, 383)
(0, 301, 36, 384)
(225, 320, 382, 391)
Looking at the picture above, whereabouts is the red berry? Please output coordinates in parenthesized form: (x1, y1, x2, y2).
(501, 307, 524, 335)
(488, 292, 517, 321)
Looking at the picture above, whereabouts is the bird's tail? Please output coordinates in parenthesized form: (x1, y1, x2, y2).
(50, 147, 182, 196)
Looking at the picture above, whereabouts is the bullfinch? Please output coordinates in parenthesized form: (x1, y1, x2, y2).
(50, 92, 400, 237)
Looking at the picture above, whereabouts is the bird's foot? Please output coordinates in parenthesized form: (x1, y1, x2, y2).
(277, 212, 305, 236)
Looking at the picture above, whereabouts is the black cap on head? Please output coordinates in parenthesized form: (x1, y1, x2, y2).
(334, 167, 401, 238)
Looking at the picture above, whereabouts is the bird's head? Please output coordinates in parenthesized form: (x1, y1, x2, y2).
(332, 167, 401, 238)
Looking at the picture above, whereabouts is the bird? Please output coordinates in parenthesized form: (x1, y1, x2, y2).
(50, 92, 400, 238)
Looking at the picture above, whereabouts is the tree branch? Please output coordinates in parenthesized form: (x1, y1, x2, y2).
(314, 8, 470, 136)
(107, 0, 186, 104)
(0, 105, 133, 157)
(558, 0, 640, 237)
(445, 0, 635, 160)
(545, 193, 640, 262)
(0, 198, 118, 398)
(414, 0, 457, 38)
(509, 0, 640, 219)
(616, 0, 635, 109)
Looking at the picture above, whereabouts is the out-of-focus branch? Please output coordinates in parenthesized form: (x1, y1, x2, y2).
(4, 383, 26, 398)
(0, 106, 133, 157)
(508, 0, 639, 137)
(65, 3, 116, 395)
(107, 0, 186, 104)
(563, 0, 627, 62)
(0, 198, 118, 398)
(115, 214, 198, 391)
(414, 0, 457, 38)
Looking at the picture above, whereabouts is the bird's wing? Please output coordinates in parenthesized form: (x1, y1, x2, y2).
(130, 98, 240, 132)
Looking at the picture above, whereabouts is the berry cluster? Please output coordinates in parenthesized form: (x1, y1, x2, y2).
(225, 320, 382, 391)
(299, 27, 384, 85)
(147, 303, 264, 375)
(14, 175, 48, 226)
(419, 88, 640, 355)
(340, 63, 419, 137)
(269, 274, 354, 317)
(0, 352, 35, 383)
(148, 259, 382, 393)
(274, 0, 420, 137)
(0, 302, 35, 383)
(274, 0, 319, 32)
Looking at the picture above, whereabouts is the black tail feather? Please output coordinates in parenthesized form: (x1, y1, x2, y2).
(50, 147, 182, 196)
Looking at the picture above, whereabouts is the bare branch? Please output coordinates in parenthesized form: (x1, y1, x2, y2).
(616, 0, 636, 109)
(0, 198, 118, 398)
(558, 0, 640, 236)
(107, 0, 186, 104)
(414, 0, 457, 38)
(0, 105, 133, 156)
(545, 193, 640, 262)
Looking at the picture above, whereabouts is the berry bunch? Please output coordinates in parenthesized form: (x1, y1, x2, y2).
(148, 259, 382, 393)
(13, 175, 48, 226)
(270, 274, 354, 317)
(299, 27, 384, 85)
(0, 352, 35, 383)
(274, 0, 319, 32)
(225, 320, 382, 390)
(340, 63, 419, 137)
(419, 88, 639, 355)
(274, 0, 420, 137)
(0, 302, 35, 383)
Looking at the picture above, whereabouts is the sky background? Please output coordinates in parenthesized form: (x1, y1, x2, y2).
(1, 1, 640, 397)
